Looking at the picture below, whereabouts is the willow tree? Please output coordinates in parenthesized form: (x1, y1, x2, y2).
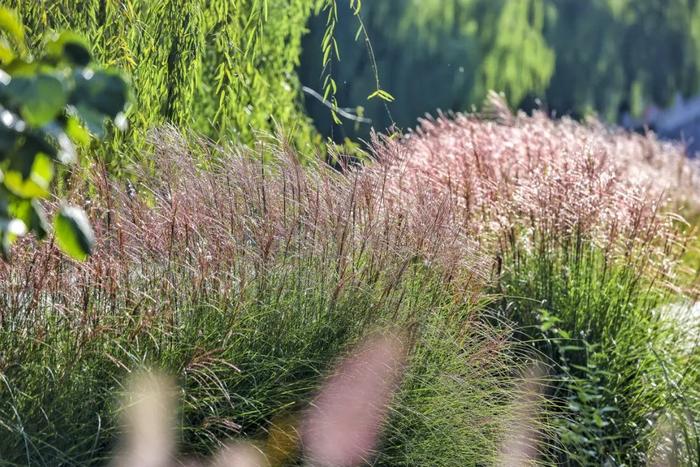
(300, 0, 555, 139)
(301, 0, 700, 138)
(9, 0, 324, 153)
(545, 0, 700, 120)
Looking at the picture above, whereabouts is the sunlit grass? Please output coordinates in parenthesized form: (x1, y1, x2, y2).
(0, 131, 527, 465)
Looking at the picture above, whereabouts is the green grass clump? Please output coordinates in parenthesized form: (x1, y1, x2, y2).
(496, 232, 700, 465)
(369, 103, 700, 465)
(0, 133, 528, 465)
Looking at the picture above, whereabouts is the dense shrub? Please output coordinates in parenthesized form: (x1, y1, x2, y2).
(372, 98, 700, 463)
(1, 55, 699, 463)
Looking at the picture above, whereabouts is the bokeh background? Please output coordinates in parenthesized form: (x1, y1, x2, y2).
(300, 0, 700, 150)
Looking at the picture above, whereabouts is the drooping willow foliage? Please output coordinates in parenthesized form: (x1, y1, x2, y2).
(9, 0, 325, 151)
(301, 0, 554, 139)
(301, 0, 700, 139)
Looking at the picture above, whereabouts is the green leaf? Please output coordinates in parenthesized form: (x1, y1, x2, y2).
(0, 230, 12, 260)
(368, 89, 395, 102)
(4, 152, 54, 198)
(70, 69, 129, 138)
(43, 122, 76, 164)
(378, 90, 394, 102)
(0, 108, 24, 154)
(46, 31, 91, 66)
(10, 199, 48, 239)
(9, 141, 35, 179)
(0, 216, 26, 236)
(64, 115, 91, 147)
(593, 412, 607, 428)
(0, 8, 25, 52)
(72, 69, 129, 119)
(29, 201, 48, 239)
(54, 205, 94, 260)
(7, 74, 67, 126)
(0, 213, 26, 260)
(354, 23, 363, 41)
(0, 40, 15, 64)
(22, 132, 59, 162)
(559, 345, 584, 353)
(3, 59, 37, 76)
(73, 103, 106, 138)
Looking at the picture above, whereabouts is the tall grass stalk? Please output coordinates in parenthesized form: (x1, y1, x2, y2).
(0, 128, 530, 465)
(374, 97, 700, 464)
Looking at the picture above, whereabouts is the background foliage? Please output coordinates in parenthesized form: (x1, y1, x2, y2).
(8, 0, 325, 155)
(300, 0, 700, 139)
